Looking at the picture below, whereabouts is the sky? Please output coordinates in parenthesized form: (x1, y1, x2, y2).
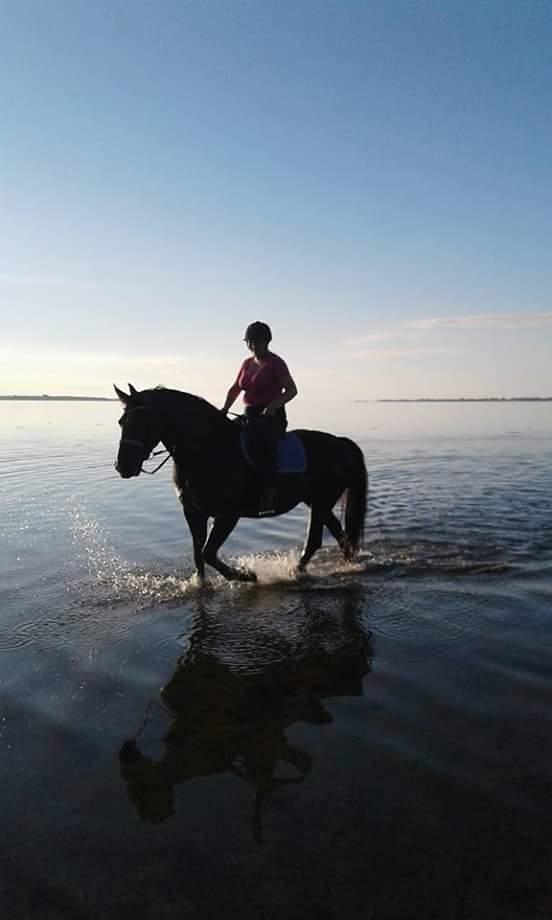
(1, 0, 551, 401)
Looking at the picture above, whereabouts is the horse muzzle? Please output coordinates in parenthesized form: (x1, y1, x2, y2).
(115, 460, 142, 478)
(115, 440, 148, 478)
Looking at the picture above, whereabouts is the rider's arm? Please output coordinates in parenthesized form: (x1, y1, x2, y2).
(263, 373, 298, 414)
(221, 382, 241, 414)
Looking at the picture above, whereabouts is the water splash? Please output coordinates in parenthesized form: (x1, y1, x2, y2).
(69, 500, 201, 606)
(70, 503, 126, 585)
(230, 549, 300, 585)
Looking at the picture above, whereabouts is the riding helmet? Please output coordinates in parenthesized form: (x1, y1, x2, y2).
(244, 321, 272, 344)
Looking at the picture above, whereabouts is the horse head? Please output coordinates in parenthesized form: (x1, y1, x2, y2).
(114, 383, 162, 478)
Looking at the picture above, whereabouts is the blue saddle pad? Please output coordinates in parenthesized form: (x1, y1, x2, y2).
(276, 432, 307, 474)
(240, 430, 307, 474)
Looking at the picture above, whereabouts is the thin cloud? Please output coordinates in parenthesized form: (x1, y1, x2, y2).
(342, 330, 409, 346)
(0, 272, 105, 288)
(344, 346, 449, 359)
(0, 347, 213, 367)
(0, 348, 228, 391)
(0, 347, 233, 399)
(407, 312, 552, 330)
(343, 311, 552, 350)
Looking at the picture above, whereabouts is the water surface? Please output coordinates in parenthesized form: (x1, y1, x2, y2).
(1, 399, 551, 919)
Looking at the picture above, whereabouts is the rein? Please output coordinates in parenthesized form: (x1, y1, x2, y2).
(141, 448, 173, 475)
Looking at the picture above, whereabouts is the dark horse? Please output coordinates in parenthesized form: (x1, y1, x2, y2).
(114, 384, 367, 582)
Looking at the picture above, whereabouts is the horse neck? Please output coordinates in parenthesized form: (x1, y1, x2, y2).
(153, 390, 235, 458)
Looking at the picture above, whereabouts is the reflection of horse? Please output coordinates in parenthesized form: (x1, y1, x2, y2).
(114, 385, 367, 581)
(119, 590, 373, 842)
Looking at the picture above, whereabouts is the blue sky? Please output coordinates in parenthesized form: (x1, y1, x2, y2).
(1, 0, 551, 399)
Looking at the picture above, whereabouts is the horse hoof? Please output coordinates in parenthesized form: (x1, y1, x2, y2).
(228, 567, 257, 583)
(238, 569, 257, 583)
(343, 539, 356, 562)
(217, 565, 257, 583)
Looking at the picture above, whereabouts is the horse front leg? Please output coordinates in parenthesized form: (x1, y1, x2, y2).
(298, 507, 324, 571)
(203, 513, 257, 582)
(183, 505, 208, 580)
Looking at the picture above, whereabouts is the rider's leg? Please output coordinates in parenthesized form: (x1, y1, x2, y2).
(258, 409, 287, 515)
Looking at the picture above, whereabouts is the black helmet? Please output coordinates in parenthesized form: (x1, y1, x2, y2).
(244, 321, 272, 344)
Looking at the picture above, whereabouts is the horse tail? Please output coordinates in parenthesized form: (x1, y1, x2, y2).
(341, 439, 368, 559)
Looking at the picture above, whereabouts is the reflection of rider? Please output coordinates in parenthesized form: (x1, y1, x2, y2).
(221, 321, 298, 514)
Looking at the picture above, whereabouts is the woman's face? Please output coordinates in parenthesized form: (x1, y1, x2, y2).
(246, 337, 269, 358)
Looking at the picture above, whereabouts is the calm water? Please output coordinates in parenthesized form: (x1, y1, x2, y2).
(1, 399, 552, 919)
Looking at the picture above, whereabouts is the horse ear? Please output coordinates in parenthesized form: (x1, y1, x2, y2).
(114, 384, 129, 404)
(128, 383, 138, 397)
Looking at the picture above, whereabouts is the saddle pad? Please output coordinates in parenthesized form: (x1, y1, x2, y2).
(276, 432, 307, 473)
(240, 431, 307, 474)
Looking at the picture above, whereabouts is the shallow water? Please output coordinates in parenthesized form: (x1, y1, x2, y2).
(1, 399, 552, 919)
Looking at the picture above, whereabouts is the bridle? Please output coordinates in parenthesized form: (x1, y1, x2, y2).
(119, 405, 173, 475)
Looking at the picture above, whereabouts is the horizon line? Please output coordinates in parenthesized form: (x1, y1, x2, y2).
(366, 397, 552, 403)
(0, 395, 116, 402)
(2, 393, 552, 404)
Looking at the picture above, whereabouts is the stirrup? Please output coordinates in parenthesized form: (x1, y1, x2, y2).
(258, 488, 276, 517)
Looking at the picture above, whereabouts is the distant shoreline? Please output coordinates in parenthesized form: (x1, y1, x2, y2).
(366, 398, 552, 403)
(0, 395, 116, 402)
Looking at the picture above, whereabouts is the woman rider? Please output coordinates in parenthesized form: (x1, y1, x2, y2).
(221, 321, 298, 513)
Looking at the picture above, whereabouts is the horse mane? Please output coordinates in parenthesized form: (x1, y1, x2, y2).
(144, 386, 229, 426)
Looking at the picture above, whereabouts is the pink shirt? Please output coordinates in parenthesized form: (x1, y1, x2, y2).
(236, 352, 290, 408)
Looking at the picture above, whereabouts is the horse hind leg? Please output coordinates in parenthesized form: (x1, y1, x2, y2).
(298, 507, 324, 571)
(323, 509, 349, 557)
(298, 508, 352, 572)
